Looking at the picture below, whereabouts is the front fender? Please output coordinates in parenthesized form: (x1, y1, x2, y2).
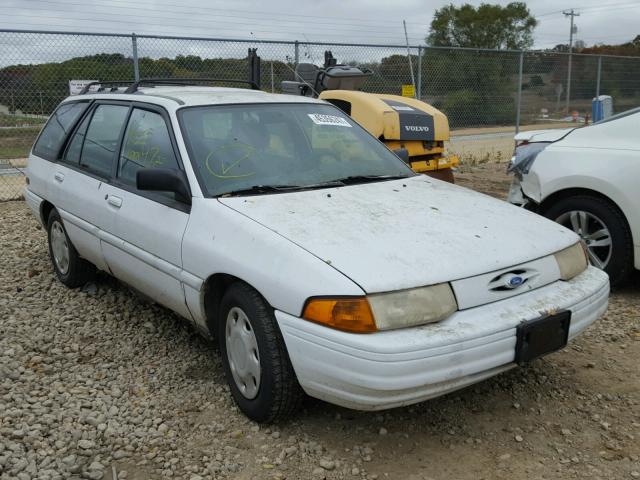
(525, 147, 640, 264)
(181, 198, 365, 329)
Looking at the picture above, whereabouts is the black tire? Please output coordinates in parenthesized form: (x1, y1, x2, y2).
(544, 195, 633, 287)
(218, 282, 303, 423)
(46, 209, 96, 288)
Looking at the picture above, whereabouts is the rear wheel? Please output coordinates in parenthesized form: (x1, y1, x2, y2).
(218, 282, 303, 423)
(544, 195, 633, 286)
(47, 209, 95, 288)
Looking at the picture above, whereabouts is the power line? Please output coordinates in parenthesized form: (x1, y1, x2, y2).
(0, 11, 427, 41)
(8, 0, 431, 32)
(15, 0, 431, 29)
(535, 1, 640, 17)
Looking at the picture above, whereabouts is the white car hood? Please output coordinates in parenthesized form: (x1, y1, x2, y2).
(514, 127, 575, 143)
(219, 176, 578, 293)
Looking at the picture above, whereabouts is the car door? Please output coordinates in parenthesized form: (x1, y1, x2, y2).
(51, 102, 130, 272)
(28, 100, 90, 212)
(99, 104, 193, 320)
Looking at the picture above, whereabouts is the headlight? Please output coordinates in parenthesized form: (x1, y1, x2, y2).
(368, 283, 457, 330)
(302, 283, 458, 333)
(507, 142, 549, 177)
(555, 242, 588, 280)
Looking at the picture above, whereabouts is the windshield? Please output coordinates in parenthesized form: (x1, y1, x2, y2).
(178, 103, 414, 196)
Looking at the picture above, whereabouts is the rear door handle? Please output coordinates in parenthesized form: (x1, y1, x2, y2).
(106, 195, 123, 208)
(54, 172, 65, 182)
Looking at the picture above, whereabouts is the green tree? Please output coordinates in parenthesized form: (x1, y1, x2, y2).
(427, 2, 537, 50)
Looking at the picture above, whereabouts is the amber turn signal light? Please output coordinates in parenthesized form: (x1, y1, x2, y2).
(302, 297, 377, 333)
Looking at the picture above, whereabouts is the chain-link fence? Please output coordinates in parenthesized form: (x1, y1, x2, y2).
(2, 29, 640, 200)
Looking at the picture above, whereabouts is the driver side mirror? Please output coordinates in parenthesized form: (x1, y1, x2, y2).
(137, 168, 191, 205)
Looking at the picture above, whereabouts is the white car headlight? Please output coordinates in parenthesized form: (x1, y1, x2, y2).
(367, 283, 458, 330)
(555, 242, 588, 280)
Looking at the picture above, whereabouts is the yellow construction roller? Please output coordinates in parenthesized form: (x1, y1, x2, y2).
(319, 90, 459, 182)
(281, 51, 458, 182)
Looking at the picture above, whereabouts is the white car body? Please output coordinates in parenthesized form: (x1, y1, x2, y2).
(25, 86, 609, 412)
(508, 108, 640, 274)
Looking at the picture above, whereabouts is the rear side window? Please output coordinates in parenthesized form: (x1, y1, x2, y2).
(64, 114, 92, 165)
(79, 105, 129, 178)
(118, 108, 179, 187)
(32, 102, 89, 160)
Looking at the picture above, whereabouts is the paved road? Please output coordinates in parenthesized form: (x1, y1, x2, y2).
(0, 165, 26, 176)
(451, 131, 515, 141)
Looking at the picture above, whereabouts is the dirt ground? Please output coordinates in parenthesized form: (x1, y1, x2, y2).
(1, 165, 638, 480)
(0, 174, 25, 201)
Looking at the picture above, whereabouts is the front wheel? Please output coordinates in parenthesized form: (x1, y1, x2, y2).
(218, 282, 303, 423)
(544, 195, 633, 287)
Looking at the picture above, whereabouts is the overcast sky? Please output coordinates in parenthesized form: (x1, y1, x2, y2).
(0, 0, 638, 49)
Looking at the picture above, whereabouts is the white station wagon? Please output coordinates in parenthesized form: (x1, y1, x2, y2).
(25, 80, 609, 422)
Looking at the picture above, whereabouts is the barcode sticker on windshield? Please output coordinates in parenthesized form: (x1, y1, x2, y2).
(307, 113, 352, 127)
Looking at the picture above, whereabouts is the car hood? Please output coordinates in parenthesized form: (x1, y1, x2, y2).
(514, 127, 575, 143)
(218, 176, 578, 293)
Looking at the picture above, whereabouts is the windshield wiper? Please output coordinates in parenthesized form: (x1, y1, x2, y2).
(219, 185, 303, 197)
(219, 181, 344, 197)
(218, 177, 403, 197)
(323, 174, 411, 185)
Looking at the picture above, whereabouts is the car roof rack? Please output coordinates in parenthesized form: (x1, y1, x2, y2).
(78, 80, 135, 95)
(79, 49, 262, 96)
(123, 78, 261, 94)
(79, 78, 260, 95)
(78, 78, 261, 95)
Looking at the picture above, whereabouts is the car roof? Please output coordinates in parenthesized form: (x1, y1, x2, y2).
(66, 86, 325, 108)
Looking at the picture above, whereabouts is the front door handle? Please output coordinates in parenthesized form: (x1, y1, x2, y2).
(106, 195, 123, 208)
(54, 172, 65, 183)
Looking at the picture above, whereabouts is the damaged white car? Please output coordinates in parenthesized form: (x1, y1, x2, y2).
(25, 82, 609, 422)
(508, 107, 639, 286)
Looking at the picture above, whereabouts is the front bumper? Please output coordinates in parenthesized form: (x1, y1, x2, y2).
(276, 266, 609, 411)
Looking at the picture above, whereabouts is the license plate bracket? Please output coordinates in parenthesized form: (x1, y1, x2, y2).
(515, 310, 571, 365)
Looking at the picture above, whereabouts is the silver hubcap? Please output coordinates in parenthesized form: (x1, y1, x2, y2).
(225, 307, 261, 399)
(556, 210, 612, 270)
(50, 221, 70, 275)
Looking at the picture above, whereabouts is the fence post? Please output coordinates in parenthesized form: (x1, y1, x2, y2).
(515, 51, 524, 134)
(417, 46, 422, 100)
(596, 55, 602, 98)
(565, 52, 573, 114)
(131, 33, 140, 81)
(294, 41, 299, 67)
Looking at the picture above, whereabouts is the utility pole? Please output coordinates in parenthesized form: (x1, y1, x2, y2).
(563, 9, 579, 114)
(403, 20, 416, 97)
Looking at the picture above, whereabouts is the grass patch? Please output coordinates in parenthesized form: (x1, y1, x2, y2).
(0, 146, 30, 159)
(0, 126, 40, 159)
(0, 113, 46, 127)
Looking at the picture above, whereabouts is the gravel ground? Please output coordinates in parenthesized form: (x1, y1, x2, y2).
(1, 165, 639, 480)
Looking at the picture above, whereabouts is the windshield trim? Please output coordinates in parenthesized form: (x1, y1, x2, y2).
(176, 101, 415, 198)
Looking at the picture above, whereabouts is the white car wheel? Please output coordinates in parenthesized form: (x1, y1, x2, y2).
(218, 282, 303, 423)
(555, 210, 612, 269)
(225, 306, 261, 400)
(46, 209, 95, 288)
(545, 195, 633, 286)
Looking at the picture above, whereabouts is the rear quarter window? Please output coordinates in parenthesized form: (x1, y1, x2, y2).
(32, 101, 89, 160)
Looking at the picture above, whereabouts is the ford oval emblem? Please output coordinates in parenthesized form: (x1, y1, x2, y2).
(509, 276, 524, 287)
